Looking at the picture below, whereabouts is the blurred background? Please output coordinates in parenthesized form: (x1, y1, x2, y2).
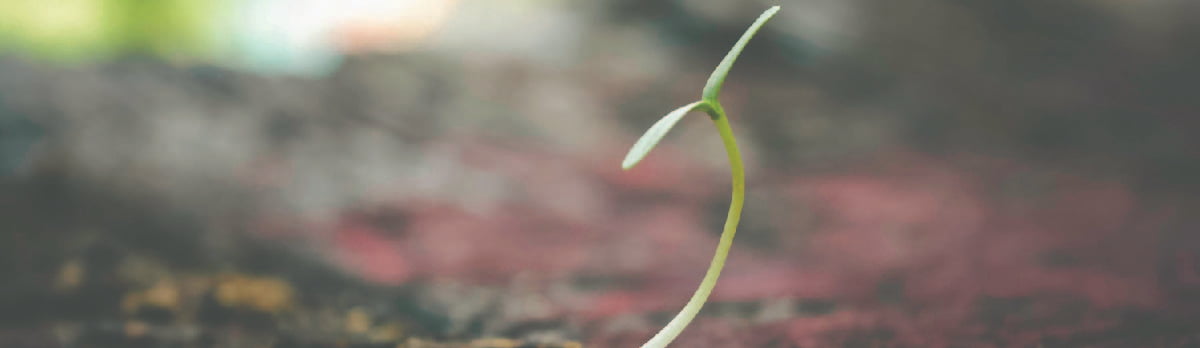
(2, 0, 1199, 347)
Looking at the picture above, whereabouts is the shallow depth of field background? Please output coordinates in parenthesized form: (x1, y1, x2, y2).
(2, 1, 1198, 347)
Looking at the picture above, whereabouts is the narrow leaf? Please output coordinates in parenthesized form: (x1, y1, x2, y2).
(701, 6, 780, 102)
(622, 101, 707, 170)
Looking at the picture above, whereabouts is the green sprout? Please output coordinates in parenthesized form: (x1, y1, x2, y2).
(622, 6, 780, 348)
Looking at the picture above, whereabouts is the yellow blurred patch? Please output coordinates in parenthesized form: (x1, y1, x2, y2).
(121, 279, 180, 313)
(213, 274, 294, 313)
(54, 259, 85, 291)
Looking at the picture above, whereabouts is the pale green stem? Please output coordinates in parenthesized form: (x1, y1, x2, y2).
(640, 102, 745, 348)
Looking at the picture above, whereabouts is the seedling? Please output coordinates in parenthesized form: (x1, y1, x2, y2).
(621, 6, 780, 348)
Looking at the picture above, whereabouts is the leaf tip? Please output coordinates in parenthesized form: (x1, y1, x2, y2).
(621, 150, 645, 170)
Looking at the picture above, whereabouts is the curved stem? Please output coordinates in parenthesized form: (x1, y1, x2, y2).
(641, 102, 746, 348)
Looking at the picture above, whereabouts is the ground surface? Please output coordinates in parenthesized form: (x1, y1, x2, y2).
(3, 158, 1199, 348)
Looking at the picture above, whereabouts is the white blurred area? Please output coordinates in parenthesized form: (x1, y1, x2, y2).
(228, 0, 589, 74)
(229, 0, 459, 74)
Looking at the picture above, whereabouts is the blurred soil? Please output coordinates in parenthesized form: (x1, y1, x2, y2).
(3, 149, 1199, 347)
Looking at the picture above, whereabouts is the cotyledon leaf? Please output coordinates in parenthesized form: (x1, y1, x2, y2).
(701, 5, 780, 102)
(621, 101, 708, 170)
